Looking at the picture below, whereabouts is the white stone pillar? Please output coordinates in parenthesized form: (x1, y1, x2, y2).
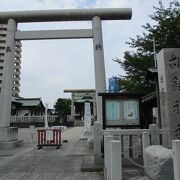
(149, 124, 160, 145)
(92, 94, 97, 118)
(0, 19, 17, 127)
(71, 93, 75, 120)
(105, 135, 113, 180)
(104, 134, 112, 178)
(172, 140, 180, 180)
(45, 103, 49, 129)
(142, 132, 150, 163)
(111, 140, 122, 180)
(92, 16, 106, 124)
(142, 132, 150, 150)
(93, 121, 103, 165)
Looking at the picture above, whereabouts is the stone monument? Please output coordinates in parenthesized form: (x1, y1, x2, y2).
(157, 48, 180, 147)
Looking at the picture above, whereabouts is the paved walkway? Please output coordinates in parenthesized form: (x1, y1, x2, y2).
(0, 127, 150, 180)
(0, 127, 104, 180)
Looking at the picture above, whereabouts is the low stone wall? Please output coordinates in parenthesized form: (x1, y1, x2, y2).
(144, 145, 174, 180)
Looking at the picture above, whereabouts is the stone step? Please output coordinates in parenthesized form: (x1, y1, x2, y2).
(75, 120, 84, 126)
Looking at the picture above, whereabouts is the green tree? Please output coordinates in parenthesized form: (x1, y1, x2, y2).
(54, 98, 71, 125)
(115, 0, 180, 93)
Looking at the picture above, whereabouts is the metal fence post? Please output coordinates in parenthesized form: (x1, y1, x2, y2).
(172, 140, 180, 180)
(111, 140, 122, 180)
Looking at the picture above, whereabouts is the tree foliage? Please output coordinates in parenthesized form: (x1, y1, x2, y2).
(54, 98, 71, 125)
(115, 0, 180, 93)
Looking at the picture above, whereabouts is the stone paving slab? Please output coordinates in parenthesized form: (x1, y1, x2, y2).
(0, 173, 8, 180)
(54, 172, 104, 180)
(19, 173, 40, 180)
(36, 173, 58, 180)
(81, 156, 103, 172)
(122, 168, 145, 180)
(4, 172, 26, 179)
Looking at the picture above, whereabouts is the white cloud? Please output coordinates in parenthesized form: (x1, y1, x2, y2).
(20, 38, 95, 107)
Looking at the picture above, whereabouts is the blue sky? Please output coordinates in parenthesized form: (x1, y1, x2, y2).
(0, 0, 170, 108)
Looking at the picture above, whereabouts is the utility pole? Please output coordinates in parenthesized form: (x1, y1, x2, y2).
(153, 37, 157, 67)
(153, 36, 161, 128)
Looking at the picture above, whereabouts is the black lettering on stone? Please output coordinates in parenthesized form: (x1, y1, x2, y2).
(160, 76, 164, 83)
(168, 55, 180, 70)
(171, 76, 180, 91)
(172, 100, 180, 115)
(95, 43, 102, 50)
(175, 124, 180, 139)
(5, 46, 12, 53)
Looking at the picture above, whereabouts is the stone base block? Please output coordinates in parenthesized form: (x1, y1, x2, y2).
(81, 156, 103, 172)
(144, 145, 173, 180)
(0, 127, 18, 141)
(0, 127, 23, 149)
(81, 131, 92, 140)
(75, 120, 84, 127)
(0, 140, 23, 149)
(87, 138, 93, 149)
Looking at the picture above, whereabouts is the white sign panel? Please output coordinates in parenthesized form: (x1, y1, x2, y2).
(106, 101, 120, 121)
(84, 102, 91, 132)
(124, 100, 138, 120)
(157, 51, 167, 92)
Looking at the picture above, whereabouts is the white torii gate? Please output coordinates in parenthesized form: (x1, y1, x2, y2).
(0, 8, 132, 152)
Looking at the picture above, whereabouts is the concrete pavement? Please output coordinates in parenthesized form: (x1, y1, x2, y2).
(0, 127, 104, 180)
(0, 126, 150, 180)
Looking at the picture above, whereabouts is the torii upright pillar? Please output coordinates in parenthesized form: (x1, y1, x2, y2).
(92, 16, 106, 164)
(71, 93, 75, 121)
(92, 16, 106, 124)
(0, 19, 21, 148)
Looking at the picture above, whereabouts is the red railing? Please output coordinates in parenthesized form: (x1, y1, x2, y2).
(37, 128, 61, 149)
